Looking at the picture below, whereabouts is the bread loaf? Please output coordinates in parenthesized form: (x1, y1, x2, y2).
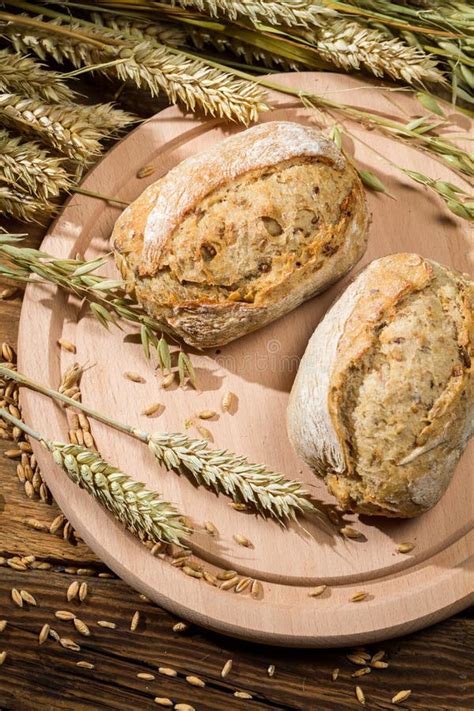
(287, 253, 473, 517)
(112, 121, 369, 348)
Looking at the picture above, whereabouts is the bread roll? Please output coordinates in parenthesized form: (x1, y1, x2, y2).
(112, 121, 369, 348)
(287, 253, 473, 517)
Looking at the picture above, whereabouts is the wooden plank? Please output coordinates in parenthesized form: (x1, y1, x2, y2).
(0, 568, 472, 710)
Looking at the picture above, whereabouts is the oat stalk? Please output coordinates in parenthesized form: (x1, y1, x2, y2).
(0, 236, 172, 359)
(1, 366, 318, 523)
(0, 407, 190, 545)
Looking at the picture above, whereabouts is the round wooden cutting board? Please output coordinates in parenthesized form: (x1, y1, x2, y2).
(18, 73, 473, 647)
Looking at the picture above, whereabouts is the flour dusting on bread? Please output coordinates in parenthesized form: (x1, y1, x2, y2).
(142, 122, 345, 274)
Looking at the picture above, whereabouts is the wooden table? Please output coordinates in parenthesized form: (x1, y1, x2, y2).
(1, 76, 473, 709)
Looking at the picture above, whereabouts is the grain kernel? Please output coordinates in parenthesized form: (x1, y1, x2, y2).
(392, 690, 412, 705)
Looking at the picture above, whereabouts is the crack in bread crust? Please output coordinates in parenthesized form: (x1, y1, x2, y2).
(288, 254, 473, 518)
(111, 123, 369, 348)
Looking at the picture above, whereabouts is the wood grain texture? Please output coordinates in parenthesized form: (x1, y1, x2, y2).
(16, 72, 473, 647)
(0, 566, 473, 711)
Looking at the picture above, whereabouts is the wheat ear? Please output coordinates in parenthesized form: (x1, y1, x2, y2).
(0, 47, 76, 103)
(2, 367, 318, 524)
(0, 92, 131, 163)
(169, 0, 335, 27)
(313, 19, 444, 86)
(0, 128, 71, 201)
(0, 185, 53, 223)
(0, 407, 190, 545)
(3, 14, 269, 124)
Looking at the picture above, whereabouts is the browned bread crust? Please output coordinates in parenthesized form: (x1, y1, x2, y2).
(112, 121, 369, 348)
(287, 253, 473, 517)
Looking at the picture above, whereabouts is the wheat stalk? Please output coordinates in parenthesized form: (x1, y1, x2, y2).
(1, 366, 318, 524)
(146, 432, 315, 521)
(0, 128, 71, 201)
(2, 12, 269, 124)
(313, 19, 444, 85)
(0, 407, 189, 545)
(187, 27, 302, 71)
(0, 47, 76, 103)
(0, 185, 53, 223)
(0, 92, 131, 163)
(169, 0, 335, 28)
(91, 12, 187, 48)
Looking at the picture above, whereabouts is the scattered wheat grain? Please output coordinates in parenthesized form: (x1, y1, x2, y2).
(340, 526, 363, 539)
(161, 373, 175, 388)
(39, 623, 50, 644)
(352, 667, 371, 678)
(309, 585, 327, 597)
(198, 410, 217, 420)
(60, 637, 81, 651)
(142, 402, 163, 417)
(130, 610, 140, 631)
(355, 685, 366, 705)
(233, 534, 252, 548)
(0, 621, 6, 633)
(74, 618, 91, 637)
(159, 666, 177, 677)
(372, 660, 389, 669)
(347, 654, 369, 666)
(0, 651, 6, 666)
(67, 580, 79, 602)
(97, 620, 116, 629)
(251, 579, 263, 599)
(182, 566, 202, 579)
(186, 675, 205, 687)
(229, 503, 248, 511)
(137, 672, 155, 680)
(8, 559, 27, 571)
(332, 668, 339, 681)
(392, 690, 412, 704)
(234, 691, 252, 699)
(195, 424, 212, 441)
(203, 571, 218, 586)
(221, 391, 235, 412)
(54, 610, 76, 620)
(79, 582, 88, 602)
(371, 650, 385, 663)
(11, 588, 23, 607)
(58, 338, 76, 353)
(137, 165, 155, 179)
(267, 664, 275, 677)
(220, 576, 239, 591)
(397, 543, 415, 554)
(19, 590, 37, 605)
(77, 661, 94, 669)
(221, 659, 232, 678)
(124, 371, 145, 383)
(350, 592, 368, 602)
(23, 517, 48, 532)
(154, 698, 173, 707)
(173, 622, 189, 633)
